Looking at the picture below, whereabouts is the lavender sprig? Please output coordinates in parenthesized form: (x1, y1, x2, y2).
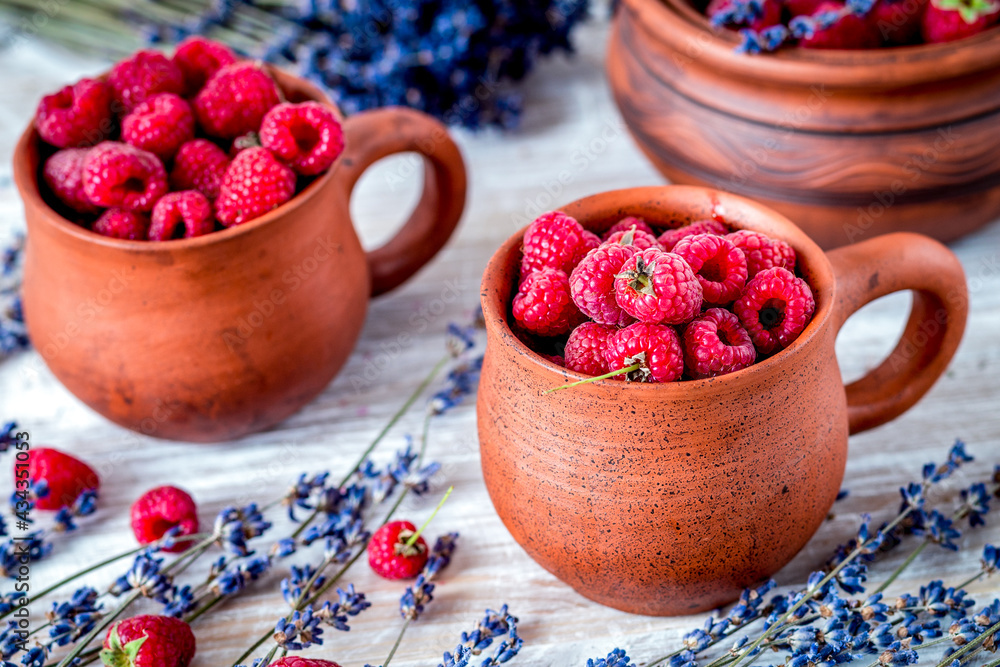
(0, 235, 28, 360)
(439, 606, 522, 667)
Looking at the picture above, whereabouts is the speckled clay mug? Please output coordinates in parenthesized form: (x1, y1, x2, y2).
(13, 68, 466, 443)
(477, 186, 967, 616)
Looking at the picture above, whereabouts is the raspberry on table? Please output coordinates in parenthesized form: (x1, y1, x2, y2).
(22, 448, 99, 511)
(512, 267, 584, 337)
(603, 228, 662, 251)
(734, 266, 816, 355)
(82, 141, 167, 212)
(215, 147, 297, 226)
(614, 248, 703, 325)
(569, 243, 638, 327)
(43, 148, 100, 214)
(172, 36, 237, 96)
(121, 93, 195, 161)
(93, 209, 151, 240)
(726, 229, 797, 278)
(130, 485, 199, 552)
(149, 191, 215, 241)
(108, 49, 185, 113)
(520, 211, 600, 278)
(103, 615, 195, 667)
(603, 216, 654, 239)
(259, 102, 345, 176)
(682, 308, 756, 379)
(367, 520, 428, 580)
(671, 233, 748, 306)
(565, 322, 617, 376)
(35, 78, 113, 148)
(658, 219, 729, 251)
(604, 322, 684, 383)
(194, 62, 281, 139)
(170, 139, 230, 200)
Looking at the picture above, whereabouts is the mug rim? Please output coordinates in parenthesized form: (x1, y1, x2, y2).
(480, 185, 837, 393)
(12, 64, 342, 254)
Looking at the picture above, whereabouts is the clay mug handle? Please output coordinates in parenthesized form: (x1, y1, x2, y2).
(338, 107, 467, 296)
(828, 233, 968, 435)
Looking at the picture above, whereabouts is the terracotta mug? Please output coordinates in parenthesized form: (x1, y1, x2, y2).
(477, 186, 967, 616)
(13, 69, 466, 443)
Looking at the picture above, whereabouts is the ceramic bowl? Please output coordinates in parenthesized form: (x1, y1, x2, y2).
(606, 0, 1000, 249)
(477, 185, 967, 615)
(13, 67, 467, 442)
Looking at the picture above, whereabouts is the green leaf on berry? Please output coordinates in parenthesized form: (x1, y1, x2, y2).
(934, 0, 1000, 23)
(99, 625, 148, 667)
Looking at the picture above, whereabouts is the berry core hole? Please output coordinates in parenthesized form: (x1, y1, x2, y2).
(293, 121, 320, 155)
(759, 298, 786, 329)
(123, 177, 146, 193)
(700, 255, 726, 283)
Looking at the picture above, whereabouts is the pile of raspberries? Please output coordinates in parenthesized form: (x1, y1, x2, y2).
(511, 212, 816, 383)
(33, 37, 345, 241)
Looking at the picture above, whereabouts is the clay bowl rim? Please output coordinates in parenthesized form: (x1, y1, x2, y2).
(481, 185, 837, 395)
(622, 0, 1000, 88)
(12, 64, 343, 255)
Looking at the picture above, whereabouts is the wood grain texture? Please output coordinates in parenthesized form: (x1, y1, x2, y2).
(607, 0, 1000, 248)
(1, 15, 999, 667)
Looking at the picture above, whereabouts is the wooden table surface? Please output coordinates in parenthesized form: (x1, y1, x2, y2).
(1, 14, 999, 667)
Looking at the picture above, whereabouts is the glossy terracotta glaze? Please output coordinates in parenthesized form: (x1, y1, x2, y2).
(13, 68, 467, 443)
(606, 0, 1000, 248)
(478, 186, 967, 615)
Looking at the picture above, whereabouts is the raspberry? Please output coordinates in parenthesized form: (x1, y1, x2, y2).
(259, 102, 345, 175)
(121, 94, 195, 161)
(367, 520, 428, 579)
(149, 191, 214, 241)
(82, 142, 167, 212)
(215, 147, 297, 226)
(130, 486, 199, 552)
(604, 322, 684, 383)
(682, 308, 756, 379)
(35, 78, 113, 148)
(734, 267, 816, 355)
(194, 62, 281, 139)
(671, 233, 748, 306)
(603, 228, 662, 251)
(569, 244, 638, 327)
(614, 248, 703, 325)
(103, 616, 195, 667)
(170, 139, 230, 200)
(603, 216, 654, 239)
(520, 211, 600, 278)
(43, 148, 100, 214)
(108, 50, 185, 113)
(658, 219, 729, 251)
(564, 322, 617, 376)
(512, 267, 584, 337)
(93, 209, 151, 240)
(172, 36, 237, 96)
(726, 230, 797, 279)
(22, 448, 99, 511)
